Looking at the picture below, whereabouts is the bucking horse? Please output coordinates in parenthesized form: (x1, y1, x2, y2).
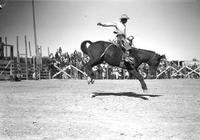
(81, 40, 166, 94)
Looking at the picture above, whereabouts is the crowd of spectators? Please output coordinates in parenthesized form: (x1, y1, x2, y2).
(48, 47, 200, 79)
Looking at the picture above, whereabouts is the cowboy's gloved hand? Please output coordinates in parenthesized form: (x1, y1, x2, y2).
(97, 22, 102, 26)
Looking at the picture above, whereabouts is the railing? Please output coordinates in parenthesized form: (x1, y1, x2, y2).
(157, 65, 200, 79)
(52, 64, 87, 79)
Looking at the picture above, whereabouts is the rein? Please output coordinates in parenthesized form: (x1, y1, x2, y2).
(100, 43, 113, 58)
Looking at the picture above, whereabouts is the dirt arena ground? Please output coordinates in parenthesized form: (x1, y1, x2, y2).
(0, 79, 200, 140)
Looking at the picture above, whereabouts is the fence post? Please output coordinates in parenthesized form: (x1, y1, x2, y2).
(25, 35, 28, 80)
(16, 36, 20, 64)
(49, 71, 51, 79)
(5, 37, 7, 57)
(48, 47, 50, 56)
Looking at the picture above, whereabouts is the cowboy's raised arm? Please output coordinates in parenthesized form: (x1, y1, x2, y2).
(97, 22, 117, 28)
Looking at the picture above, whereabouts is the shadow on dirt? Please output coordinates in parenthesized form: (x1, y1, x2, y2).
(92, 92, 162, 100)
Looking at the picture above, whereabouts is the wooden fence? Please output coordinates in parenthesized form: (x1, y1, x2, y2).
(0, 59, 14, 80)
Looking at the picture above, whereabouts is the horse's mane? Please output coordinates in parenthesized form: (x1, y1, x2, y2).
(132, 47, 155, 54)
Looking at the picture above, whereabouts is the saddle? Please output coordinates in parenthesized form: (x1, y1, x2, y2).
(109, 38, 136, 66)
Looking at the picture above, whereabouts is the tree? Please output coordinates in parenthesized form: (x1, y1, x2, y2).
(192, 58, 198, 62)
(0, 0, 7, 10)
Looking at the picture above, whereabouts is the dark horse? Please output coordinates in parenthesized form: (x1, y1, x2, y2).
(81, 40, 165, 93)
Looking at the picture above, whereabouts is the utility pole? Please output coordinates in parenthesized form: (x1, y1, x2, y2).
(32, 0, 41, 79)
(48, 47, 50, 56)
(5, 37, 7, 57)
(28, 41, 32, 57)
(25, 35, 28, 80)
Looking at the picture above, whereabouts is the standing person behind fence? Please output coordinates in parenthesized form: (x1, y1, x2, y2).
(97, 14, 135, 63)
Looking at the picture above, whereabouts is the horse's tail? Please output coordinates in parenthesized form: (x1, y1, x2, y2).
(80, 40, 93, 55)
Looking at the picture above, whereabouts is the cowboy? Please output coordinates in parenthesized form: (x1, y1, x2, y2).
(97, 14, 134, 63)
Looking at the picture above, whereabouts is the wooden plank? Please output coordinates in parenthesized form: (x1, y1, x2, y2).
(0, 75, 11, 80)
(69, 64, 87, 77)
(0, 60, 10, 64)
(185, 66, 200, 76)
(52, 64, 71, 78)
(0, 60, 13, 75)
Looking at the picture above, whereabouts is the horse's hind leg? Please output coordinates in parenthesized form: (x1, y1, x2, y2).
(84, 57, 103, 84)
(83, 63, 94, 84)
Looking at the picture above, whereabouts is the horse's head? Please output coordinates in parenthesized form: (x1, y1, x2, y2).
(147, 53, 166, 79)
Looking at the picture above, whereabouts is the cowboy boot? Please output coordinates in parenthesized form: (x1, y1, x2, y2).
(123, 50, 129, 60)
(124, 50, 135, 64)
(120, 50, 129, 67)
(127, 56, 135, 64)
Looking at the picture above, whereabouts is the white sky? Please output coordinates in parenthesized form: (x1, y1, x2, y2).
(0, 0, 200, 60)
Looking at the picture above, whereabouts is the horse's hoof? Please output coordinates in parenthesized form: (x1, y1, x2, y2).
(143, 89, 149, 93)
(90, 93, 96, 98)
(91, 79, 95, 84)
(87, 77, 91, 85)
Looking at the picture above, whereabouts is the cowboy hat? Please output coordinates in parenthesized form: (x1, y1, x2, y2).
(120, 14, 130, 20)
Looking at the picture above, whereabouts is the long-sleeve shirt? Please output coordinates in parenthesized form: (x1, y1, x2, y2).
(101, 21, 126, 37)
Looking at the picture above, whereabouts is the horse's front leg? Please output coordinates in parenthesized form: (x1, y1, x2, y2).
(128, 69, 148, 93)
